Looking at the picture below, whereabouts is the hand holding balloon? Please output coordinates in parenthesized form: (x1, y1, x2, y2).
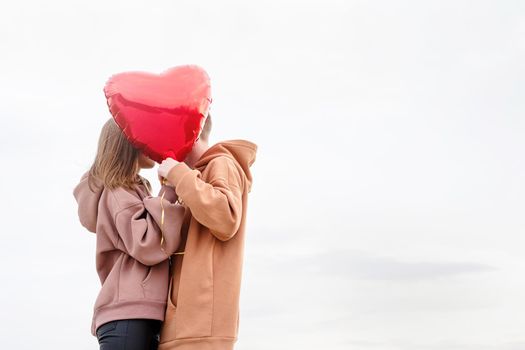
(158, 158, 180, 187)
(158, 175, 172, 187)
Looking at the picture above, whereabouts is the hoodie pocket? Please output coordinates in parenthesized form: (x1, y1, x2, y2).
(141, 263, 169, 301)
(159, 277, 178, 343)
(142, 267, 153, 285)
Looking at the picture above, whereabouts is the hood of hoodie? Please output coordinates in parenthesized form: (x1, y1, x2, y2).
(194, 140, 257, 192)
(73, 172, 104, 233)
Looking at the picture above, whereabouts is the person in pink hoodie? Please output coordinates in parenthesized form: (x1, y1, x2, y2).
(73, 118, 186, 350)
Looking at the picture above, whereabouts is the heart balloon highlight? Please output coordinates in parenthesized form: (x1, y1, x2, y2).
(104, 65, 212, 163)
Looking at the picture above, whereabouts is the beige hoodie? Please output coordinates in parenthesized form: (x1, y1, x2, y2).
(158, 140, 257, 350)
(73, 174, 185, 335)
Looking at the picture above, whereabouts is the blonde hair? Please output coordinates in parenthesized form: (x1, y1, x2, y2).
(88, 119, 151, 192)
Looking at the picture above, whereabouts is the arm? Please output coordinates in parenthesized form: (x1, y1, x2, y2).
(166, 157, 244, 241)
(114, 196, 185, 266)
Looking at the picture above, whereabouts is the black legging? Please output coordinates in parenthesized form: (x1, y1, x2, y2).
(96, 319, 162, 350)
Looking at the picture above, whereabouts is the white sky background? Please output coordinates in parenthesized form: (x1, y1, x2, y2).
(1, 0, 524, 349)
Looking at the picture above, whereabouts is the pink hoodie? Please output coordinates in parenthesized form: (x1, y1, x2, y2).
(73, 173, 186, 336)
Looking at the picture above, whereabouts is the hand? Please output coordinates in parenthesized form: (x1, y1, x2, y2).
(158, 157, 180, 180)
(158, 175, 173, 188)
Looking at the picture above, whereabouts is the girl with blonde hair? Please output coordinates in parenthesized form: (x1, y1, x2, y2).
(73, 118, 185, 350)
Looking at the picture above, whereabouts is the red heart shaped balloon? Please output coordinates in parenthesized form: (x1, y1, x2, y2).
(104, 65, 212, 163)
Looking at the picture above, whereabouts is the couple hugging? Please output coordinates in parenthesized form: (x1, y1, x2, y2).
(73, 65, 257, 350)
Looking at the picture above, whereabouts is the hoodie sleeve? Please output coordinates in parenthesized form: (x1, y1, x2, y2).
(113, 196, 185, 266)
(166, 157, 244, 241)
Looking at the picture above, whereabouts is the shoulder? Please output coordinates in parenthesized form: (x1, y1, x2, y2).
(106, 186, 143, 214)
(206, 155, 237, 168)
(205, 156, 238, 175)
(205, 156, 244, 189)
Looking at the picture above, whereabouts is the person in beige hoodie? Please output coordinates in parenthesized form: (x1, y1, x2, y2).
(73, 119, 186, 350)
(156, 115, 257, 350)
